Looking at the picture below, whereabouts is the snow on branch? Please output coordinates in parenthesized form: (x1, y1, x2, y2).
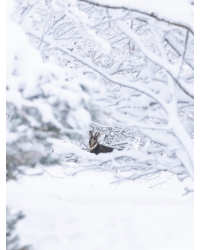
(116, 21, 194, 99)
(78, 0, 194, 34)
(7, 0, 194, 184)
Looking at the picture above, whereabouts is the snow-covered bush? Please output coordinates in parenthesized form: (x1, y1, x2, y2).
(6, 208, 31, 250)
(48, 0, 193, 183)
(6, 0, 106, 180)
(7, 0, 194, 182)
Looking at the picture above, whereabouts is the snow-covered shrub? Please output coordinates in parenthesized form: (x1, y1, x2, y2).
(6, 208, 31, 250)
(6, 0, 106, 180)
(7, 0, 194, 182)
(39, 0, 193, 183)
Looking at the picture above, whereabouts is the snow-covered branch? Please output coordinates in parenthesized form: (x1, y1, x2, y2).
(78, 0, 194, 34)
(7, 0, 194, 183)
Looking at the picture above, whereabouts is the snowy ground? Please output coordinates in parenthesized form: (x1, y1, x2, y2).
(7, 166, 193, 250)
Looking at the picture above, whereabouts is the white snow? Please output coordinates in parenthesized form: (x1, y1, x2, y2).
(6, 1, 194, 249)
(7, 166, 193, 250)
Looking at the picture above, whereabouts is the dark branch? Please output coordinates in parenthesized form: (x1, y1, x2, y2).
(78, 0, 194, 35)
